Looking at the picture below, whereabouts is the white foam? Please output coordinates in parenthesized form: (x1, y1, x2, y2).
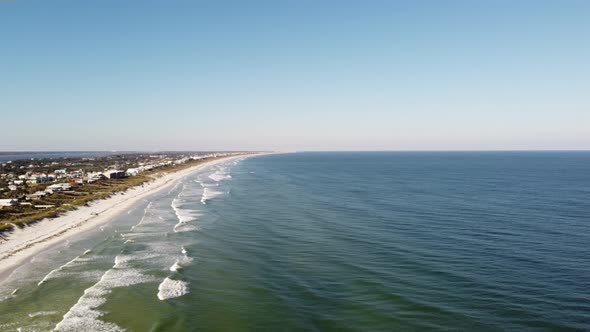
(113, 255, 127, 269)
(169, 260, 182, 272)
(169, 249, 193, 272)
(54, 260, 157, 332)
(172, 198, 201, 232)
(196, 180, 218, 188)
(113, 254, 153, 269)
(113, 253, 163, 269)
(130, 202, 154, 231)
(180, 247, 193, 263)
(38, 249, 92, 286)
(173, 222, 198, 233)
(181, 256, 193, 265)
(200, 188, 223, 205)
(28, 311, 59, 318)
(208, 170, 231, 182)
(157, 277, 189, 300)
(172, 199, 195, 222)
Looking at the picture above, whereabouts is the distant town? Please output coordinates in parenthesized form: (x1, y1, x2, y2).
(0, 152, 252, 231)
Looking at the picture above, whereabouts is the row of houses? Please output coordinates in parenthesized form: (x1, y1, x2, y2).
(1, 153, 242, 207)
(0, 198, 19, 207)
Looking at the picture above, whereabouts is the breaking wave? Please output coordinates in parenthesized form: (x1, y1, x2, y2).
(38, 249, 92, 286)
(169, 247, 193, 272)
(208, 170, 231, 182)
(172, 198, 201, 232)
(53, 259, 157, 332)
(200, 188, 224, 205)
(157, 278, 189, 301)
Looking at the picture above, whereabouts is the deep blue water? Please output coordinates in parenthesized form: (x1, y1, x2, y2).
(191, 152, 590, 331)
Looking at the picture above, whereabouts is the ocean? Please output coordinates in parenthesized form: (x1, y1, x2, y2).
(0, 152, 589, 331)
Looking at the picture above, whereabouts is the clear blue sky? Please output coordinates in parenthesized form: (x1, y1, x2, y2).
(1, 0, 588, 151)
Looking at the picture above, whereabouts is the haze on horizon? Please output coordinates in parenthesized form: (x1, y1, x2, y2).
(1, 1, 588, 152)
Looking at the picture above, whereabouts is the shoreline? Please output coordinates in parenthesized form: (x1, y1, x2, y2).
(0, 154, 255, 285)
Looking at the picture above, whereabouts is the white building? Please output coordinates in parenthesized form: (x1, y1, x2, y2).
(126, 168, 140, 176)
(87, 172, 106, 180)
(46, 183, 72, 192)
(0, 199, 19, 207)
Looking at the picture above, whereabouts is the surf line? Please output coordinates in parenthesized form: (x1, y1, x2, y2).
(38, 249, 92, 286)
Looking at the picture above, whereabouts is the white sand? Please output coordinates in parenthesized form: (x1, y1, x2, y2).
(0, 155, 252, 283)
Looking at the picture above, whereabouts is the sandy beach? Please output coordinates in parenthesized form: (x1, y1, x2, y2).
(0, 155, 250, 284)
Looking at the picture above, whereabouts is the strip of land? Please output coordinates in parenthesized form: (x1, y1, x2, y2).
(0, 153, 256, 283)
(0, 152, 245, 231)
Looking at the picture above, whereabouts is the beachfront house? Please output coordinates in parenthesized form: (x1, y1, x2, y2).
(69, 170, 83, 178)
(32, 191, 48, 198)
(87, 172, 106, 180)
(26, 191, 48, 200)
(174, 158, 189, 165)
(46, 183, 72, 192)
(0, 198, 19, 207)
(104, 170, 126, 179)
(30, 173, 53, 183)
(46, 184, 64, 192)
(126, 168, 140, 176)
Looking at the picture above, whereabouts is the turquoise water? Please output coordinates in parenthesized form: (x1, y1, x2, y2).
(1, 152, 589, 331)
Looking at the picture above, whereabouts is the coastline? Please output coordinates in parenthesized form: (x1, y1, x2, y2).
(0, 154, 254, 284)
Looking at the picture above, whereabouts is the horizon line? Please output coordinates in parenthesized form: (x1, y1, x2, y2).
(1, 149, 589, 153)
